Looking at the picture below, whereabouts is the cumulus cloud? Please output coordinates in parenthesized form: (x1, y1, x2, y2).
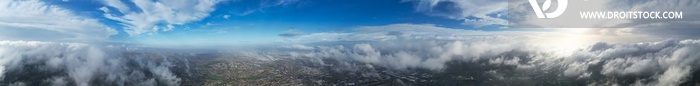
(545, 39, 700, 85)
(0, 41, 185, 86)
(0, 0, 117, 41)
(101, 0, 222, 35)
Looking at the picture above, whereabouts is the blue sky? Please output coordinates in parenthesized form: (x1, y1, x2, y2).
(27, 0, 507, 46)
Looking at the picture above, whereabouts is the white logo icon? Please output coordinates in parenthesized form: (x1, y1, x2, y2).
(529, 0, 567, 18)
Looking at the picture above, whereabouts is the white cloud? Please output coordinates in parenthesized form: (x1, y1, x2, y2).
(101, 0, 222, 35)
(654, 66, 691, 86)
(554, 39, 700, 85)
(223, 14, 230, 19)
(0, 41, 184, 86)
(0, 0, 117, 41)
(103, 0, 130, 13)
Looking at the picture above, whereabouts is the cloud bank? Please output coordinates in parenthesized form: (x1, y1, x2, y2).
(0, 41, 185, 86)
(257, 24, 700, 85)
(281, 37, 699, 86)
(563, 39, 700, 85)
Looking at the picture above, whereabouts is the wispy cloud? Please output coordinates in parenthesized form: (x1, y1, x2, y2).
(404, 0, 508, 28)
(228, 0, 302, 16)
(0, 0, 116, 41)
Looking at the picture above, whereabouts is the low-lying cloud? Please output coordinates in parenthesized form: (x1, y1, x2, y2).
(272, 38, 700, 85)
(0, 41, 184, 86)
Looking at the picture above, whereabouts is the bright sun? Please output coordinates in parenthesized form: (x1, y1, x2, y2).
(532, 28, 599, 57)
